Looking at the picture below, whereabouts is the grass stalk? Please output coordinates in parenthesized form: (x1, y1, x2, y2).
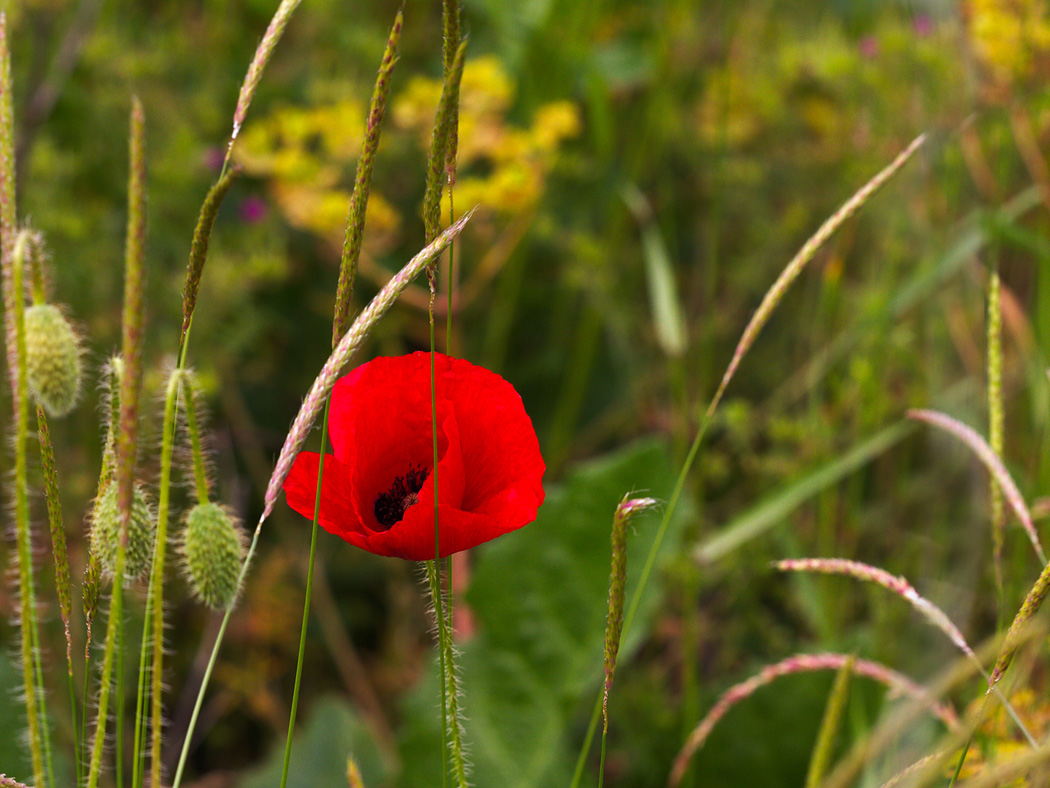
(90, 95, 146, 788)
(86, 554, 126, 788)
(804, 655, 854, 788)
(0, 19, 48, 788)
(279, 401, 329, 788)
(987, 265, 1005, 609)
(147, 370, 183, 788)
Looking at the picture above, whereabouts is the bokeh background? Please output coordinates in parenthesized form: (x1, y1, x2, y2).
(4, 0, 1050, 786)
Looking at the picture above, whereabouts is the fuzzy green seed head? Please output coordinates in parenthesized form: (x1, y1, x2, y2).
(180, 503, 246, 609)
(25, 303, 83, 417)
(89, 482, 156, 584)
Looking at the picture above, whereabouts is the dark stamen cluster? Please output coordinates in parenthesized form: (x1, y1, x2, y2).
(374, 464, 429, 528)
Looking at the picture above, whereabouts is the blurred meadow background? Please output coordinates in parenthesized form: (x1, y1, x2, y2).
(4, 0, 1050, 786)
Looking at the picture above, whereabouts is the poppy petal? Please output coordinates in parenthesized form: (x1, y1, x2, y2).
(283, 452, 369, 541)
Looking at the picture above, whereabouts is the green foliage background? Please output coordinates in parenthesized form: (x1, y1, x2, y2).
(3, 0, 1050, 786)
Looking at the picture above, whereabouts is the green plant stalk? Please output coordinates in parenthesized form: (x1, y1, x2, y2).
(279, 400, 329, 788)
(36, 406, 74, 676)
(131, 586, 153, 788)
(86, 548, 126, 788)
(11, 231, 47, 788)
(987, 265, 1005, 610)
(117, 611, 125, 788)
(805, 655, 854, 788)
(0, 19, 48, 784)
(183, 375, 211, 503)
(147, 371, 182, 788)
(430, 323, 449, 788)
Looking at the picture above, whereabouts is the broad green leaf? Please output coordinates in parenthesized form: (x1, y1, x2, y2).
(237, 696, 387, 788)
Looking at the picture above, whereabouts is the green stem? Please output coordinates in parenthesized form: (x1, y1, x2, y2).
(11, 231, 46, 788)
(148, 370, 182, 788)
(430, 313, 450, 788)
(68, 665, 80, 788)
(117, 609, 125, 788)
(131, 585, 153, 788)
(86, 549, 126, 788)
(279, 399, 330, 788)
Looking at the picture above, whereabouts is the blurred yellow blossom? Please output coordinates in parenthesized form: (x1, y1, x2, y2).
(233, 55, 578, 249)
(967, 0, 1050, 89)
(394, 55, 579, 217)
(954, 688, 1050, 785)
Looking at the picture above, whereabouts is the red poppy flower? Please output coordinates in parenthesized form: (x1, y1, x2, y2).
(283, 351, 545, 560)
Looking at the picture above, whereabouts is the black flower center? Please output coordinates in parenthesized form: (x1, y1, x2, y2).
(374, 464, 429, 529)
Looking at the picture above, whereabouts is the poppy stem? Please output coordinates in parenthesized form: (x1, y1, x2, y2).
(279, 397, 331, 788)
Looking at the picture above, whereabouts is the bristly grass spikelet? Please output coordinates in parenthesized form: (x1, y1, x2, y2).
(89, 481, 156, 583)
(180, 165, 240, 356)
(600, 496, 659, 788)
(775, 558, 976, 659)
(87, 96, 147, 788)
(424, 40, 466, 251)
(333, 10, 402, 346)
(706, 134, 925, 422)
(989, 559, 1050, 687)
(228, 0, 304, 159)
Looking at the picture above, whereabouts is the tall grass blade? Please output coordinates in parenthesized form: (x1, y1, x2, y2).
(148, 370, 183, 788)
(622, 183, 686, 357)
(986, 267, 1005, 601)
(989, 559, 1050, 686)
(442, 0, 461, 178)
(36, 404, 74, 669)
(423, 40, 466, 248)
(262, 208, 475, 521)
(88, 96, 146, 788)
(804, 654, 854, 788)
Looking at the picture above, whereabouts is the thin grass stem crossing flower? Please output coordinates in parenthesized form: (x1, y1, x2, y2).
(284, 351, 544, 559)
